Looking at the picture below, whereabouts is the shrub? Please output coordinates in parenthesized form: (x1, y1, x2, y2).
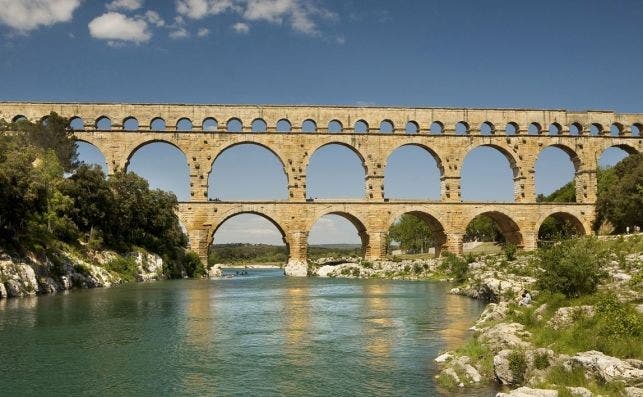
(442, 253, 469, 284)
(503, 243, 517, 261)
(508, 350, 527, 385)
(183, 251, 205, 278)
(533, 352, 550, 370)
(105, 257, 138, 282)
(534, 237, 608, 298)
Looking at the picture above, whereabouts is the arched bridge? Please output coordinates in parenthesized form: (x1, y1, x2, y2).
(1, 102, 641, 268)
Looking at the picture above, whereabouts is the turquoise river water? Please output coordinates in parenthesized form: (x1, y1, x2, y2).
(0, 268, 495, 396)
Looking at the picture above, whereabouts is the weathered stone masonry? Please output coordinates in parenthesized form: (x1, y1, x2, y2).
(1, 102, 641, 267)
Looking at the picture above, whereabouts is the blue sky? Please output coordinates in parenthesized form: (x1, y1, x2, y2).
(1, 0, 639, 245)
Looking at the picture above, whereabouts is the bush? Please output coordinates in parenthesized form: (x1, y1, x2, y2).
(534, 238, 608, 298)
(533, 352, 550, 370)
(442, 253, 469, 283)
(183, 251, 205, 278)
(503, 243, 517, 261)
(105, 257, 138, 282)
(508, 350, 527, 385)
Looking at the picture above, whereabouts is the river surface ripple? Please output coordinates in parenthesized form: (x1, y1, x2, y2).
(0, 268, 494, 396)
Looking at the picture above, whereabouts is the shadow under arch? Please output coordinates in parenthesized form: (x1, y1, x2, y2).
(388, 210, 447, 256)
(308, 210, 369, 258)
(464, 210, 523, 247)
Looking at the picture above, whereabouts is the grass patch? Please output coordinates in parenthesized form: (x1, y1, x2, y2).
(454, 338, 494, 379)
(536, 365, 625, 396)
(104, 257, 138, 282)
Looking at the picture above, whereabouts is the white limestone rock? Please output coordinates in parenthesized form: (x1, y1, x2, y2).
(625, 387, 643, 397)
(547, 306, 595, 330)
(471, 301, 510, 331)
(284, 260, 308, 277)
(131, 251, 164, 281)
(207, 265, 223, 279)
(434, 352, 453, 363)
(478, 322, 532, 353)
(566, 387, 592, 397)
(496, 387, 558, 397)
(568, 350, 643, 384)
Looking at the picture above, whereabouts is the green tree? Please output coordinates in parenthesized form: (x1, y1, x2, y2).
(595, 153, 642, 232)
(465, 215, 502, 242)
(388, 214, 433, 253)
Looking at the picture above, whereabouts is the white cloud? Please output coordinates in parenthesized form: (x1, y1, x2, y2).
(145, 10, 165, 27)
(107, 0, 143, 11)
(88, 12, 151, 44)
(176, 0, 332, 35)
(0, 0, 81, 32)
(232, 21, 249, 34)
(169, 26, 188, 38)
(197, 27, 209, 36)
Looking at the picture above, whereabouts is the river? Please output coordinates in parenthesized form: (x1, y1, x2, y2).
(0, 268, 493, 396)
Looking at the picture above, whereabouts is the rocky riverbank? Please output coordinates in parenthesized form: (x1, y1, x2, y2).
(309, 236, 643, 396)
(0, 248, 164, 299)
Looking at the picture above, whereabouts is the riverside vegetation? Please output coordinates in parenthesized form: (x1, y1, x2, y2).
(0, 113, 204, 298)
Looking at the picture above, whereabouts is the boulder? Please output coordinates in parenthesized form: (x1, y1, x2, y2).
(547, 306, 595, 330)
(434, 352, 453, 363)
(625, 387, 643, 397)
(207, 265, 223, 279)
(478, 323, 531, 353)
(565, 387, 592, 397)
(568, 350, 643, 384)
(494, 349, 520, 385)
(316, 265, 336, 278)
(496, 387, 558, 397)
(284, 260, 308, 277)
(0, 282, 6, 299)
(472, 302, 509, 330)
(131, 251, 164, 281)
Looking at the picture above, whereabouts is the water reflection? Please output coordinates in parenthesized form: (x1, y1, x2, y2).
(439, 293, 479, 350)
(362, 283, 394, 358)
(282, 283, 311, 347)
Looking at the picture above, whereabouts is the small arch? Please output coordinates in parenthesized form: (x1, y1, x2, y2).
(537, 212, 585, 243)
(631, 123, 641, 137)
(308, 212, 368, 258)
(464, 211, 523, 247)
(455, 121, 469, 135)
(123, 116, 139, 131)
(610, 123, 624, 137)
(328, 119, 343, 133)
(276, 119, 292, 133)
(150, 117, 166, 131)
(176, 118, 193, 132)
(430, 121, 443, 135)
(96, 116, 112, 130)
(202, 117, 218, 131)
(379, 120, 394, 133)
(251, 118, 267, 133)
(549, 123, 562, 136)
(354, 120, 369, 133)
(302, 119, 317, 133)
(226, 118, 242, 132)
(69, 117, 84, 131)
(388, 211, 446, 257)
(480, 122, 494, 135)
(569, 122, 582, 136)
(505, 122, 518, 135)
(528, 122, 542, 135)
(590, 123, 602, 136)
(405, 121, 419, 134)
(12, 115, 28, 123)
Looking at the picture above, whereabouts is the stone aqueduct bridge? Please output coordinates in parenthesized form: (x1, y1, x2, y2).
(1, 102, 641, 268)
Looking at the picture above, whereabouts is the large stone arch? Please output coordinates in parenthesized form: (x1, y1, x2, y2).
(596, 142, 639, 158)
(124, 139, 189, 170)
(534, 143, 583, 203)
(307, 209, 369, 257)
(385, 143, 445, 175)
(207, 141, 291, 187)
(209, 210, 289, 248)
(387, 209, 448, 256)
(535, 210, 587, 238)
(305, 141, 368, 173)
(74, 139, 109, 173)
(460, 143, 522, 202)
(463, 209, 523, 247)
